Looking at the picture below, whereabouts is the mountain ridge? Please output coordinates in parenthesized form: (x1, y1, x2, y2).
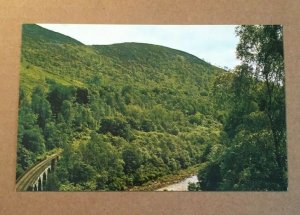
(21, 24, 224, 95)
(25, 24, 219, 71)
(23, 24, 83, 45)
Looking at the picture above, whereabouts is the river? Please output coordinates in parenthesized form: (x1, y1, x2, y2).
(156, 175, 198, 191)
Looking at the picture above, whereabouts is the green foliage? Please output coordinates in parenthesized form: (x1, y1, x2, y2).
(22, 127, 45, 154)
(99, 116, 132, 140)
(197, 25, 287, 191)
(122, 144, 143, 174)
(188, 182, 201, 191)
(68, 161, 97, 184)
(47, 81, 76, 116)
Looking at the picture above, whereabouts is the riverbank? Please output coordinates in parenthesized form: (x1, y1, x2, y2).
(128, 162, 207, 191)
(156, 175, 198, 191)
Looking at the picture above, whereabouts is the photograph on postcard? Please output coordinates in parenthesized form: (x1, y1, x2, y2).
(16, 24, 287, 191)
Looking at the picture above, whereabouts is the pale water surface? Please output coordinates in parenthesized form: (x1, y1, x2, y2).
(156, 175, 198, 191)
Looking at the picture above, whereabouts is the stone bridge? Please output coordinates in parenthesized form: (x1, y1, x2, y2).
(16, 152, 61, 191)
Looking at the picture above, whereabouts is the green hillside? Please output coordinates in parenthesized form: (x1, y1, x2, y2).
(22, 24, 82, 45)
(17, 24, 287, 191)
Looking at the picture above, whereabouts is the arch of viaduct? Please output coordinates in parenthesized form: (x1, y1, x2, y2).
(16, 153, 61, 191)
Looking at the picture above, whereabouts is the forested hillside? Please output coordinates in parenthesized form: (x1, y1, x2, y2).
(17, 24, 287, 191)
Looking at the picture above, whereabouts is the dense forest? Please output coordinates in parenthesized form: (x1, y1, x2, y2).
(17, 24, 287, 191)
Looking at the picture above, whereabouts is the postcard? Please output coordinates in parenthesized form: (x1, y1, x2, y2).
(16, 24, 287, 192)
